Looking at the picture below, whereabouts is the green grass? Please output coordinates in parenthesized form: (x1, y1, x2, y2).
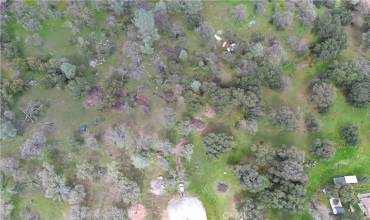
(12, 193, 68, 220)
(2, 1, 369, 220)
(185, 1, 370, 219)
(186, 134, 243, 219)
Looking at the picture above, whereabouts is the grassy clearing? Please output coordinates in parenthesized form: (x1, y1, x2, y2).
(186, 134, 242, 219)
(12, 193, 68, 220)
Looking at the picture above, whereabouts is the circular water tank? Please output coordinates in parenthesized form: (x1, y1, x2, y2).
(168, 197, 207, 220)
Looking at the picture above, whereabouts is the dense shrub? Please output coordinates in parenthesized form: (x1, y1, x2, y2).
(341, 125, 361, 147)
(183, 0, 203, 28)
(338, 185, 356, 204)
(197, 21, 215, 48)
(269, 106, 300, 131)
(348, 80, 370, 108)
(309, 79, 336, 113)
(311, 139, 336, 160)
(329, 61, 361, 88)
(272, 7, 293, 30)
(236, 164, 271, 193)
(304, 114, 321, 132)
(253, 0, 268, 15)
(203, 132, 234, 158)
(252, 147, 309, 212)
(66, 77, 90, 98)
(231, 4, 247, 23)
(333, 5, 353, 26)
(238, 198, 264, 220)
(38, 162, 70, 202)
(133, 8, 159, 54)
(362, 31, 370, 50)
(258, 64, 284, 90)
(313, 12, 347, 60)
(20, 132, 47, 160)
(288, 36, 309, 55)
(295, 0, 317, 26)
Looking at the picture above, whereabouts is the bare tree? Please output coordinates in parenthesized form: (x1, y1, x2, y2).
(20, 100, 43, 123)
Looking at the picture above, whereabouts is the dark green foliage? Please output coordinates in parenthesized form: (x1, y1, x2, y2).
(333, 4, 353, 26)
(309, 79, 336, 113)
(362, 31, 370, 50)
(339, 209, 366, 220)
(313, 38, 343, 61)
(253, 0, 268, 15)
(42, 74, 65, 89)
(348, 80, 370, 108)
(272, 6, 293, 30)
(311, 139, 336, 160)
(66, 77, 90, 98)
(183, 91, 204, 115)
(232, 89, 260, 111)
(313, 12, 347, 60)
(357, 175, 370, 184)
(1, 78, 26, 97)
(98, 73, 128, 110)
(203, 132, 234, 158)
(245, 146, 309, 212)
(268, 147, 308, 183)
(258, 64, 284, 90)
(260, 148, 308, 211)
(338, 184, 357, 204)
(256, 179, 307, 211)
(1, 24, 20, 59)
(304, 113, 321, 132)
(251, 144, 275, 167)
(181, 0, 203, 28)
(236, 164, 270, 193)
(201, 82, 234, 113)
(237, 198, 264, 220)
(269, 106, 300, 131)
(314, 12, 345, 41)
(341, 125, 361, 147)
(329, 61, 361, 88)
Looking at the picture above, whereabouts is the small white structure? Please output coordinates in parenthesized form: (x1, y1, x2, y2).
(333, 176, 358, 185)
(214, 34, 222, 42)
(329, 198, 345, 215)
(89, 60, 97, 68)
(167, 197, 207, 220)
(248, 20, 256, 27)
(178, 182, 185, 197)
(214, 30, 223, 42)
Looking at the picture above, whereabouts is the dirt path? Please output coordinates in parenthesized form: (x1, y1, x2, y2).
(174, 139, 186, 172)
